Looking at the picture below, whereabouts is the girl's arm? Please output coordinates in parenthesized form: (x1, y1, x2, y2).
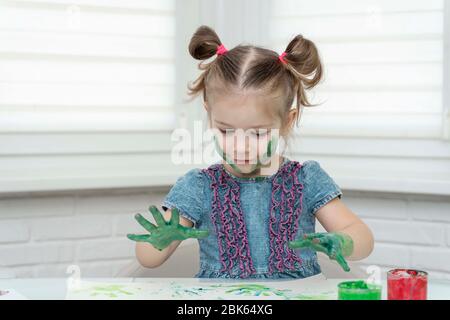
(315, 198, 374, 261)
(134, 208, 194, 268)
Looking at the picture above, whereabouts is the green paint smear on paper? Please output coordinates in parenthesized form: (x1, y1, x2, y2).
(75, 284, 135, 298)
(289, 291, 335, 300)
(208, 283, 334, 300)
(210, 283, 291, 298)
(170, 282, 216, 298)
(71, 282, 335, 300)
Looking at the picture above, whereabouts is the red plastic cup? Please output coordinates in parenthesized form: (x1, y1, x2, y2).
(387, 268, 428, 300)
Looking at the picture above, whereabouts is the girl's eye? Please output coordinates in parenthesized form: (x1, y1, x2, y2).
(259, 131, 268, 137)
(219, 128, 234, 135)
(218, 128, 270, 137)
(251, 129, 269, 137)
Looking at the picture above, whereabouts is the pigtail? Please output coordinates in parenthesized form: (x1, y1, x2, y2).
(276, 34, 324, 131)
(280, 35, 323, 110)
(187, 25, 226, 102)
(281, 34, 323, 89)
(188, 25, 222, 61)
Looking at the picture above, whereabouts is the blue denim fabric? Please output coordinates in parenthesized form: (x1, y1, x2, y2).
(161, 158, 343, 279)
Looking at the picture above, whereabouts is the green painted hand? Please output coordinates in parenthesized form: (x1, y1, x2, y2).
(288, 232, 354, 272)
(126, 206, 209, 251)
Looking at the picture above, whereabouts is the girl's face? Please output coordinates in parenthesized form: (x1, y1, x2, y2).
(205, 91, 286, 176)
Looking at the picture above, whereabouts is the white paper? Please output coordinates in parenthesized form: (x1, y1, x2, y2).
(66, 274, 339, 300)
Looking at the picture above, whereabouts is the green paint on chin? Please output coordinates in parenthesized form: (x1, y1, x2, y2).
(213, 135, 244, 173)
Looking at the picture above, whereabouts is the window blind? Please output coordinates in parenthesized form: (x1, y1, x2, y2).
(269, 0, 444, 139)
(0, 0, 179, 192)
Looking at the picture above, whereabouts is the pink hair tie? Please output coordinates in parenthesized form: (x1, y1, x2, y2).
(216, 44, 228, 56)
(279, 51, 287, 64)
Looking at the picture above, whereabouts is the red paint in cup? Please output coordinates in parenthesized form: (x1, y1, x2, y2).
(387, 268, 428, 300)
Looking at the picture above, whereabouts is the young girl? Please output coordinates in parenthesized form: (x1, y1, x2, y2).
(127, 25, 374, 279)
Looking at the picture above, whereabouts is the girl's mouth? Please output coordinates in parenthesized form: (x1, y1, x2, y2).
(234, 159, 253, 165)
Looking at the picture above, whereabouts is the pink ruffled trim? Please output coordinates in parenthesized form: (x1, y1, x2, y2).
(268, 162, 304, 274)
(203, 165, 256, 277)
(202, 161, 304, 278)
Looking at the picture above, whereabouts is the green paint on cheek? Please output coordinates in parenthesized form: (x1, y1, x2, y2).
(213, 135, 244, 174)
(266, 140, 272, 157)
(257, 135, 278, 166)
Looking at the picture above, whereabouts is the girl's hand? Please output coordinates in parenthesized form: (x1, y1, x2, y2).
(127, 206, 209, 251)
(288, 232, 354, 272)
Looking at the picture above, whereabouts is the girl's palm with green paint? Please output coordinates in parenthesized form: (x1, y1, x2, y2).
(288, 232, 354, 272)
(127, 206, 209, 251)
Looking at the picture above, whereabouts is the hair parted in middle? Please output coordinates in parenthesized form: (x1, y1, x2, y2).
(187, 25, 324, 131)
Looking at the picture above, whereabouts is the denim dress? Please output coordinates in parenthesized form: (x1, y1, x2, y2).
(161, 157, 343, 279)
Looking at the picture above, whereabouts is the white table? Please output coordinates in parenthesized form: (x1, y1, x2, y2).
(1, 276, 449, 300)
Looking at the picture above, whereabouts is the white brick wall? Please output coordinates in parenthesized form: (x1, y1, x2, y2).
(347, 192, 450, 280)
(0, 187, 170, 278)
(1, 188, 450, 280)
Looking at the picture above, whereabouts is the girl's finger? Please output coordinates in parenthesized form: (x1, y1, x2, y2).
(134, 213, 157, 232)
(335, 252, 350, 272)
(303, 233, 325, 240)
(189, 229, 209, 239)
(127, 234, 151, 242)
(315, 236, 333, 246)
(149, 205, 167, 226)
(170, 207, 180, 225)
(310, 243, 329, 254)
(288, 239, 311, 249)
(182, 226, 203, 238)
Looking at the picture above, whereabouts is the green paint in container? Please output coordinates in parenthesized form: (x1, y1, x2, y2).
(338, 280, 382, 300)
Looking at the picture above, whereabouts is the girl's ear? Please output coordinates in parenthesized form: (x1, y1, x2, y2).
(203, 102, 212, 129)
(281, 108, 297, 136)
